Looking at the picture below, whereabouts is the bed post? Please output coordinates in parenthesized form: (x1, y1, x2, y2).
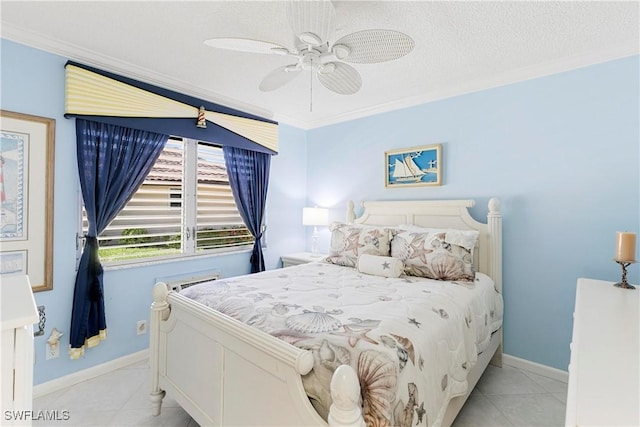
(487, 198, 502, 293)
(328, 365, 365, 427)
(487, 198, 503, 368)
(150, 282, 170, 415)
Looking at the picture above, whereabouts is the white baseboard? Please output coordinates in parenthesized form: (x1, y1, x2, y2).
(32, 349, 567, 399)
(503, 353, 569, 383)
(33, 349, 149, 398)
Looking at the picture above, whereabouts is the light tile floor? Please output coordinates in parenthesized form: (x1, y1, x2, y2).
(452, 365, 567, 427)
(33, 360, 567, 426)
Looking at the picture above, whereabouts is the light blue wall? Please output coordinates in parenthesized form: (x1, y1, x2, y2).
(1, 39, 307, 384)
(306, 55, 640, 370)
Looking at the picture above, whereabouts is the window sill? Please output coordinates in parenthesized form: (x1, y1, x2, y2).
(102, 247, 253, 271)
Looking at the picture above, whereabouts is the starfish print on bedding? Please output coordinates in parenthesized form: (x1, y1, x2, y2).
(330, 325, 378, 347)
(343, 232, 361, 252)
(408, 318, 421, 328)
(407, 235, 433, 264)
(382, 261, 391, 270)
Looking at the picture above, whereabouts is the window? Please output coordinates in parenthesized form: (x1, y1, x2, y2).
(81, 137, 253, 264)
(169, 188, 181, 208)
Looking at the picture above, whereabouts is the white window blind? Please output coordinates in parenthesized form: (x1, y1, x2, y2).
(82, 137, 253, 263)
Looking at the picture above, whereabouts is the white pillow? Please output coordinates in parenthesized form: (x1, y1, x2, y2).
(357, 254, 404, 278)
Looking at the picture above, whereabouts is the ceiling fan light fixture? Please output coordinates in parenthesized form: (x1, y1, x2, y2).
(332, 44, 350, 60)
(299, 32, 322, 46)
(318, 62, 336, 74)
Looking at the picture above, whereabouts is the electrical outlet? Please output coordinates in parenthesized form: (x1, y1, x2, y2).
(136, 320, 147, 335)
(46, 342, 59, 360)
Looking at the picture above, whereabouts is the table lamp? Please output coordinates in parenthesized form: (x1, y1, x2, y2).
(302, 207, 328, 256)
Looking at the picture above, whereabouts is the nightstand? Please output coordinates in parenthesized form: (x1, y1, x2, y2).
(281, 252, 327, 267)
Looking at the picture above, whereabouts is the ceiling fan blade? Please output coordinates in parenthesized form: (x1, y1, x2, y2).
(259, 65, 302, 92)
(204, 37, 289, 55)
(316, 62, 362, 95)
(286, 0, 335, 46)
(334, 30, 415, 64)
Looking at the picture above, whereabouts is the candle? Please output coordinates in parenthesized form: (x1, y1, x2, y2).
(615, 231, 637, 262)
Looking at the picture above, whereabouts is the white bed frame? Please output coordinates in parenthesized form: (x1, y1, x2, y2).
(150, 198, 502, 426)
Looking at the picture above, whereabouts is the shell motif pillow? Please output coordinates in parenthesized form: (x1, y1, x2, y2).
(325, 223, 392, 268)
(391, 229, 479, 281)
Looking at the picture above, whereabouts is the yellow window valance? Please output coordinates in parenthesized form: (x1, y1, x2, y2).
(65, 63, 278, 153)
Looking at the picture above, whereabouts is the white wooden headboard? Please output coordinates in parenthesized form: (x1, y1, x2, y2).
(346, 199, 502, 293)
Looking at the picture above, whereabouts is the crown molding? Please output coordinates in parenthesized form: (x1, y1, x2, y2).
(300, 39, 639, 129)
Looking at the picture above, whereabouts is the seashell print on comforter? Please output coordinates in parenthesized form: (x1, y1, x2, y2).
(180, 262, 503, 427)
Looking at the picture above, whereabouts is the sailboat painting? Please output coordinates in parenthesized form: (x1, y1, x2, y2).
(385, 144, 442, 187)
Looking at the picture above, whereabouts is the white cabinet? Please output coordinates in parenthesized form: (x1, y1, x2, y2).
(1, 275, 39, 427)
(565, 278, 639, 426)
(281, 252, 327, 267)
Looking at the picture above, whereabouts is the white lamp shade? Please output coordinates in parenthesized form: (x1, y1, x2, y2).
(302, 207, 328, 226)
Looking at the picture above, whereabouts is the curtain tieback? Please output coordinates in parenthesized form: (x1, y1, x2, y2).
(84, 236, 104, 301)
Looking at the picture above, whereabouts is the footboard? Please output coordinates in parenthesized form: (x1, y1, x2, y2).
(150, 283, 364, 427)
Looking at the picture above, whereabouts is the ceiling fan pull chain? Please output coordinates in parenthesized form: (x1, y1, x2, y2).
(309, 66, 313, 113)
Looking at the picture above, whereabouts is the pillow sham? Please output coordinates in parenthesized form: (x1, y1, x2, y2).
(398, 225, 479, 251)
(391, 229, 479, 281)
(325, 222, 392, 268)
(357, 254, 404, 278)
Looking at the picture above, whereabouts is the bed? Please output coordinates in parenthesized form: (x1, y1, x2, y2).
(149, 198, 503, 426)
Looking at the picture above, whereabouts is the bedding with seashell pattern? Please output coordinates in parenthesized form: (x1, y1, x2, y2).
(180, 261, 503, 427)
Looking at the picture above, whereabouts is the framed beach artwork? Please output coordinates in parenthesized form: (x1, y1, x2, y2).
(0, 110, 55, 292)
(385, 143, 442, 187)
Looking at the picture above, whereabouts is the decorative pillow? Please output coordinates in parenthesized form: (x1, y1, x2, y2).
(357, 254, 404, 278)
(391, 229, 479, 281)
(325, 222, 392, 268)
(398, 225, 479, 251)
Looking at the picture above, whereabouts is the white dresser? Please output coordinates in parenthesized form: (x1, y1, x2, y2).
(1, 275, 39, 427)
(565, 278, 639, 426)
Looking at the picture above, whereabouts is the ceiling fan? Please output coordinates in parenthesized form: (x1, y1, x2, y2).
(203, 0, 415, 95)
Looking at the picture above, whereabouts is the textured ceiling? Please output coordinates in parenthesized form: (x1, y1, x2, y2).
(1, 1, 638, 129)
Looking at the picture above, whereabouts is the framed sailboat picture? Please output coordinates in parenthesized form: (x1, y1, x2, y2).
(385, 144, 442, 187)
